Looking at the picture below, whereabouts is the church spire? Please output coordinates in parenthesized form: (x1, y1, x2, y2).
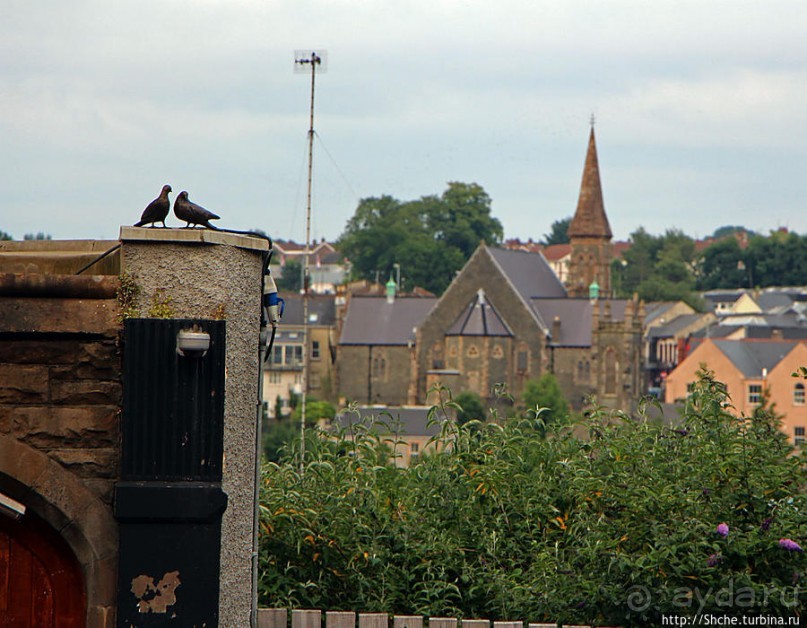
(568, 124, 612, 240)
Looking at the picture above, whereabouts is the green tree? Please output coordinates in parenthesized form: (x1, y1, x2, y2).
(521, 372, 569, 426)
(23, 232, 52, 240)
(698, 237, 748, 290)
(541, 216, 571, 245)
(619, 228, 700, 307)
(453, 391, 486, 425)
(275, 259, 303, 293)
(338, 183, 502, 295)
(290, 396, 336, 425)
(0, 230, 12, 241)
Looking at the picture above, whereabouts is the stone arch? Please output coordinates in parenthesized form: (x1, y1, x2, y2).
(0, 435, 117, 625)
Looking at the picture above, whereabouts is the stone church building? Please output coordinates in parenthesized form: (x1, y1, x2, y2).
(337, 127, 643, 411)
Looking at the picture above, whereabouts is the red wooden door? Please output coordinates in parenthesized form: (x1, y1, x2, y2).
(0, 511, 85, 627)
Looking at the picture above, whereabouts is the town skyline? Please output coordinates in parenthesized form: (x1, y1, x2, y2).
(2, 1, 806, 243)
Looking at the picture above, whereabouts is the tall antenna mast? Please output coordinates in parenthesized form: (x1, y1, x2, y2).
(294, 50, 326, 471)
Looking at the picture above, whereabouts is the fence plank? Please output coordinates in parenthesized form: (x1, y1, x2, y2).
(293, 609, 323, 628)
(493, 623, 521, 628)
(359, 613, 388, 628)
(527, 624, 557, 628)
(394, 616, 424, 628)
(258, 609, 288, 628)
(462, 621, 490, 628)
(327, 611, 356, 628)
(429, 618, 458, 628)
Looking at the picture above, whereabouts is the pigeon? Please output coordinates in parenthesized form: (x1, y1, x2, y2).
(135, 184, 172, 227)
(173, 191, 220, 229)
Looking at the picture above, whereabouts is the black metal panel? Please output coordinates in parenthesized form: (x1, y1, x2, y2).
(115, 482, 225, 626)
(122, 319, 226, 481)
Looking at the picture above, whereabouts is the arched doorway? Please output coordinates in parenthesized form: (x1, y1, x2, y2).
(0, 509, 86, 627)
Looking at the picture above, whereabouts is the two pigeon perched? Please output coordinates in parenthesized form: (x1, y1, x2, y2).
(135, 185, 220, 229)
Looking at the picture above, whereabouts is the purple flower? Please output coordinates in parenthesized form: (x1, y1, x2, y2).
(707, 553, 723, 567)
(761, 517, 773, 532)
(778, 538, 803, 552)
(716, 523, 729, 537)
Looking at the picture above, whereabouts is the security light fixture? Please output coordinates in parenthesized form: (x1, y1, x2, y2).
(0, 492, 25, 520)
(177, 328, 211, 358)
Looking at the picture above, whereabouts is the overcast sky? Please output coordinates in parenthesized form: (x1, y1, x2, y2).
(2, 0, 805, 244)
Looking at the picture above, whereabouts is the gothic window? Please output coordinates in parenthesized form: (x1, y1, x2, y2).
(467, 345, 480, 358)
(517, 350, 528, 373)
(604, 348, 617, 395)
(584, 360, 591, 383)
(492, 345, 504, 359)
(372, 355, 386, 379)
(432, 341, 445, 369)
(577, 360, 584, 383)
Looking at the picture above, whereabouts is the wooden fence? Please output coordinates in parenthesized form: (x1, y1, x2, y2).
(256, 609, 609, 628)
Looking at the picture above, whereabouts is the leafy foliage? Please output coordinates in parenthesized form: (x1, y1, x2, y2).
(0, 230, 12, 241)
(275, 259, 303, 293)
(338, 183, 503, 295)
(453, 391, 486, 426)
(541, 217, 571, 246)
(616, 228, 702, 308)
(521, 373, 569, 427)
(258, 373, 805, 623)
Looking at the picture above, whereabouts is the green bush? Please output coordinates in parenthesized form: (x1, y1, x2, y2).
(258, 372, 805, 624)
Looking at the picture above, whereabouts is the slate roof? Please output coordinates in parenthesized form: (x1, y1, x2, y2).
(713, 340, 798, 377)
(339, 296, 437, 345)
(647, 313, 711, 339)
(447, 289, 512, 337)
(486, 247, 566, 300)
(334, 405, 446, 437)
(531, 298, 628, 347)
(277, 294, 336, 326)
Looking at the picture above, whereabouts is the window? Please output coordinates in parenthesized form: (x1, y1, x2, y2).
(517, 350, 528, 373)
(270, 345, 283, 365)
(795, 427, 805, 448)
(604, 348, 617, 395)
(410, 443, 419, 453)
(372, 355, 386, 379)
(748, 384, 762, 405)
(285, 345, 303, 367)
(795, 383, 805, 406)
(311, 340, 320, 360)
(269, 372, 281, 384)
(309, 372, 321, 389)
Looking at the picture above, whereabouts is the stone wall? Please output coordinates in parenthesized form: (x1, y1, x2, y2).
(416, 248, 545, 403)
(0, 272, 122, 626)
(337, 345, 413, 406)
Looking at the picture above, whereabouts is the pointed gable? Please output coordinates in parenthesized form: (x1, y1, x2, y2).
(486, 247, 567, 300)
(447, 289, 512, 337)
(568, 127, 612, 240)
(713, 340, 798, 377)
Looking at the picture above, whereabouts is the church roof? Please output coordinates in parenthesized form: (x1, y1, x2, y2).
(531, 298, 628, 347)
(567, 127, 613, 240)
(447, 289, 512, 337)
(339, 295, 437, 345)
(486, 247, 566, 301)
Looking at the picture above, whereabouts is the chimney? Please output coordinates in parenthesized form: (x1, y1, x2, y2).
(551, 316, 562, 344)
